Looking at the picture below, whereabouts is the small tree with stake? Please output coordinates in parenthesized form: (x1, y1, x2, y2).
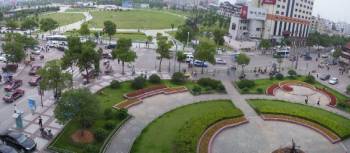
(103, 21, 116, 45)
(112, 38, 137, 74)
(194, 40, 216, 74)
(54, 88, 100, 136)
(236, 53, 250, 76)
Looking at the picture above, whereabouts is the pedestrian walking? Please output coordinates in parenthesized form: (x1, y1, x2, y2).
(317, 98, 320, 105)
(316, 73, 318, 78)
(38, 116, 43, 128)
(305, 96, 309, 104)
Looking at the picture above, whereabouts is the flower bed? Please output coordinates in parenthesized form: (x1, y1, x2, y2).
(261, 114, 341, 143)
(163, 86, 188, 94)
(317, 88, 337, 107)
(113, 99, 142, 109)
(281, 85, 293, 92)
(197, 117, 248, 153)
(125, 85, 167, 99)
(266, 84, 279, 95)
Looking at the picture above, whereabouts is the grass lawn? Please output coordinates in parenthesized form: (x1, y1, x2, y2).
(49, 82, 134, 153)
(39, 13, 85, 26)
(49, 78, 217, 152)
(235, 76, 350, 109)
(64, 30, 148, 41)
(88, 9, 185, 29)
(65, 8, 96, 12)
(248, 99, 350, 139)
(131, 100, 242, 153)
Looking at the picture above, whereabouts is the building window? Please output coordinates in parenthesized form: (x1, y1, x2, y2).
(276, 11, 280, 14)
(256, 28, 261, 31)
(231, 23, 236, 30)
(281, 12, 285, 15)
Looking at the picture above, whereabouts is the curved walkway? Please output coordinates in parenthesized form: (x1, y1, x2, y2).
(104, 93, 229, 153)
(103, 79, 350, 153)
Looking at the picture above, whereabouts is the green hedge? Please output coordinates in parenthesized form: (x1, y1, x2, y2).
(248, 99, 350, 139)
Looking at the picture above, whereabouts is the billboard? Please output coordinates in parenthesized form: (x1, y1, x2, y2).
(262, 0, 276, 5)
(240, 5, 248, 19)
(247, 7, 267, 20)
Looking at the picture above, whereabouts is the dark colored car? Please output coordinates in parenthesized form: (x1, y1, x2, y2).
(102, 53, 113, 59)
(2, 64, 18, 73)
(192, 60, 208, 67)
(29, 66, 41, 76)
(0, 131, 36, 152)
(4, 80, 23, 92)
(3, 89, 24, 103)
(105, 44, 117, 49)
(82, 70, 98, 80)
(320, 74, 331, 81)
(28, 76, 41, 87)
(0, 144, 18, 153)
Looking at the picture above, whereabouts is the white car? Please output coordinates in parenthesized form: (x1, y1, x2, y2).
(215, 58, 227, 65)
(328, 77, 338, 85)
(321, 54, 329, 58)
(0, 55, 7, 62)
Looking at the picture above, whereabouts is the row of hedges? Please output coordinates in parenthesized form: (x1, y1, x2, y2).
(192, 78, 226, 95)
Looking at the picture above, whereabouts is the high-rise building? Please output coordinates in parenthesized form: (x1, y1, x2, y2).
(227, 0, 315, 43)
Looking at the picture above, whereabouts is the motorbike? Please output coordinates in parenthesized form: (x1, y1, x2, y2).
(40, 128, 53, 139)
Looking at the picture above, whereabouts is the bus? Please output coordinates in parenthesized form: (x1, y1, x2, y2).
(274, 47, 290, 58)
(46, 35, 67, 42)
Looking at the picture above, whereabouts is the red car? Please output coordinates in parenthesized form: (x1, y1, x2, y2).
(4, 80, 23, 92)
(3, 89, 25, 103)
(29, 76, 42, 86)
(29, 66, 41, 75)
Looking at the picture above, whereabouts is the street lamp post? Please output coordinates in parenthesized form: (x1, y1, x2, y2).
(173, 41, 178, 73)
(186, 32, 190, 49)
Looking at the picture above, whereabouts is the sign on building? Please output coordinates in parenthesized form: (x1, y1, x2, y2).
(262, 0, 276, 5)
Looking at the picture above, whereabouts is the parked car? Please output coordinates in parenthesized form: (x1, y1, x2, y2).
(215, 58, 227, 65)
(2, 64, 18, 73)
(28, 76, 41, 86)
(3, 89, 24, 103)
(321, 54, 329, 58)
(4, 80, 23, 92)
(30, 49, 41, 55)
(0, 144, 18, 153)
(29, 66, 41, 76)
(0, 131, 36, 152)
(0, 55, 7, 63)
(192, 60, 208, 67)
(320, 74, 331, 81)
(82, 70, 98, 80)
(328, 77, 338, 85)
(105, 44, 117, 49)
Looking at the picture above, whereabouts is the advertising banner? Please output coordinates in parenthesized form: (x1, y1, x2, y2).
(240, 5, 248, 19)
(262, 0, 276, 5)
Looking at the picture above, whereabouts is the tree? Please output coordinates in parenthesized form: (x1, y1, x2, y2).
(2, 41, 25, 65)
(259, 39, 272, 54)
(39, 18, 59, 33)
(347, 85, 350, 95)
(79, 23, 90, 39)
(194, 40, 216, 74)
(332, 48, 342, 60)
(4, 33, 38, 48)
(236, 53, 250, 75)
(61, 36, 83, 85)
(112, 38, 137, 74)
(175, 25, 193, 49)
(103, 21, 116, 44)
(213, 28, 225, 46)
(176, 51, 186, 72)
(6, 20, 18, 32)
(21, 17, 38, 36)
(146, 36, 153, 48)
(39, 60, 72, 100)
(77, 43, 100, 83)
(55, 88, 100, 136)
(156, 36, 172, 72)
(0, 12, 3, 21)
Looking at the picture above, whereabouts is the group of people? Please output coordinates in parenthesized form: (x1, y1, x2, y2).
(304, 96, 321, 105)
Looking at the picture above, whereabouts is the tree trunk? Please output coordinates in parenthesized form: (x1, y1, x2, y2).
(122, 61, 125, 75)
(85, 68, 89, 83)
(70, 66, 74, 88)
(178, 61, 181, 72)
(242, 65, 245, 75)
(109, 36, 112, 45)
(158, 58, 163, 72)
(201, 66, 204, 74)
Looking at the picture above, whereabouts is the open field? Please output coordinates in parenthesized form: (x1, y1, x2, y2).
(88, 9, 185, 29)
(39, 13, 85, 26)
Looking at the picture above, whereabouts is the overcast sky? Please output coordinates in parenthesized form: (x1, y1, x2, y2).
(220, 0, 350, 23)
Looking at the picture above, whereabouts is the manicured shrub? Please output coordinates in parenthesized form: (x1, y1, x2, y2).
(275, 73, 284, 80)
(116, 109, 128, 120)
(197, 78, 220, 89)
(237, 80, 255, 89)
(94, 128, 108, 141)
(83, 145, 99, 153)
(132, 76, 147, 89)
(192, 85, 202, 95)
(110, 80, 121, 89)
(104, 108, 113, 120)
(149, 74, 161, 84)
(216, 84, 226, 92)
(242, 87, 249, 93)
(304, 75, 315, 84)
(256, 88, 263, 94)
(288, 70, 297, 78)
(104, 121, 115, 130)
(171, 72, 186, 85)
